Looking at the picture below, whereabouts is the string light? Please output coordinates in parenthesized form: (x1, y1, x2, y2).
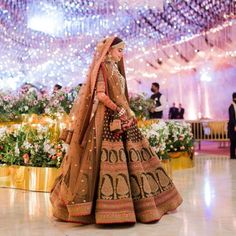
(0, 0, 234, 90)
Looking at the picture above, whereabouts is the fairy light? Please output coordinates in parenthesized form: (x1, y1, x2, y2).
(0, 0, 234, 91)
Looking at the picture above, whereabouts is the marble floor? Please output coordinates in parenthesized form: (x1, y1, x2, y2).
(1, 154, 236, 236)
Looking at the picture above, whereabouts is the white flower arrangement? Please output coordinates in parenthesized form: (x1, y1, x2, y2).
(0, 124, 66, 167)
(166, 121, 194, 153)
(140, 120, 169, 159)
(140, 120, 194, 159)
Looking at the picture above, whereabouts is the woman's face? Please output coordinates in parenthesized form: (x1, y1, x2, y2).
(109, 46, 124, 62)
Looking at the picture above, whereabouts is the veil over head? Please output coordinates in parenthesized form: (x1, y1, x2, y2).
(69, 36, 127, 133)
(69, 36, 116, 130)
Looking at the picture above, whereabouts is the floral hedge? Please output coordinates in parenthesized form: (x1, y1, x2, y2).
(0, 87, 79, 122)
(0, 119, 194, 167)
(0, 86, 194, 166)
(0, 125, 67, 168)
(129, 93, 153, 119)
(140, 120, 194, 160)
(0, 89, 154, 122)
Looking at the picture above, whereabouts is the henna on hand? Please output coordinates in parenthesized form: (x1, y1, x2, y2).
(122, 118, 134, 131)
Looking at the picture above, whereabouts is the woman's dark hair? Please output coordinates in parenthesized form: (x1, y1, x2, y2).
(111, 37, 123, 47)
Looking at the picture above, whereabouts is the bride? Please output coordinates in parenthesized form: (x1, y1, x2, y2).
(50, 36, 182, 224)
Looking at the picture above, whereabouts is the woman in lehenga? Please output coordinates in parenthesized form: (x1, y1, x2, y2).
(50, 36, 183, 224)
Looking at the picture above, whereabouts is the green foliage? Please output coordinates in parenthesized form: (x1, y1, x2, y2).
(129, 93, 153, 119)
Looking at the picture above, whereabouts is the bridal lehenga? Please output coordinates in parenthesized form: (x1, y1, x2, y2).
(50, 36, 182, 224)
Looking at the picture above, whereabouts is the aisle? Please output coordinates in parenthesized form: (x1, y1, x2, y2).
(1, 154, 236, 236)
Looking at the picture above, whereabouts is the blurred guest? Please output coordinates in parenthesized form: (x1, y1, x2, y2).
(20, 82, 40, 97)
(39, 87, 48, 97)
(53, 84, 62, 94)
(149, 82, 167, 119)
(177, 103, 185, 119)
(228, 92, 236, 159)
(20, 83, 29, 94)
(169, 102, 178, 119)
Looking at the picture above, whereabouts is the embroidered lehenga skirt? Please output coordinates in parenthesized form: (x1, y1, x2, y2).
(50, 109, 182, 224)
(95, 110, 182, 223)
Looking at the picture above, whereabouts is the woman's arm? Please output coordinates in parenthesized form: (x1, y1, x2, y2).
(96, 69, 118, 111)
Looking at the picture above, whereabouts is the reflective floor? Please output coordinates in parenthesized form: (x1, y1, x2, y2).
(1, 154, 236, 236)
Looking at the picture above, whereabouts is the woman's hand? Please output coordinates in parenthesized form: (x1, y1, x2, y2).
(113, 117, 136, 138)
(122, 118, 135, 131)
(120, 114, 128, 121)
(149, 107, 155, 113)
(133, 117, 138, 124)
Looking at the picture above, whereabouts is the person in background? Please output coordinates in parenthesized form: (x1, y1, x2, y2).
(39, 87, 48, 97)
(169, 102, 178, 119)
(20, 82, 40, 97)
(228, 92, 236, 159)
(53, 84, 62, 94)
(177, 103, 185, 119)
(149, 82, 167, 119)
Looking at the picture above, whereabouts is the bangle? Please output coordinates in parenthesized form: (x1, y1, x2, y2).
(118, 108, 126, 117)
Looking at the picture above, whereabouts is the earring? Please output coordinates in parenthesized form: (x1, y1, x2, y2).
(107, 53, 112, 60)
